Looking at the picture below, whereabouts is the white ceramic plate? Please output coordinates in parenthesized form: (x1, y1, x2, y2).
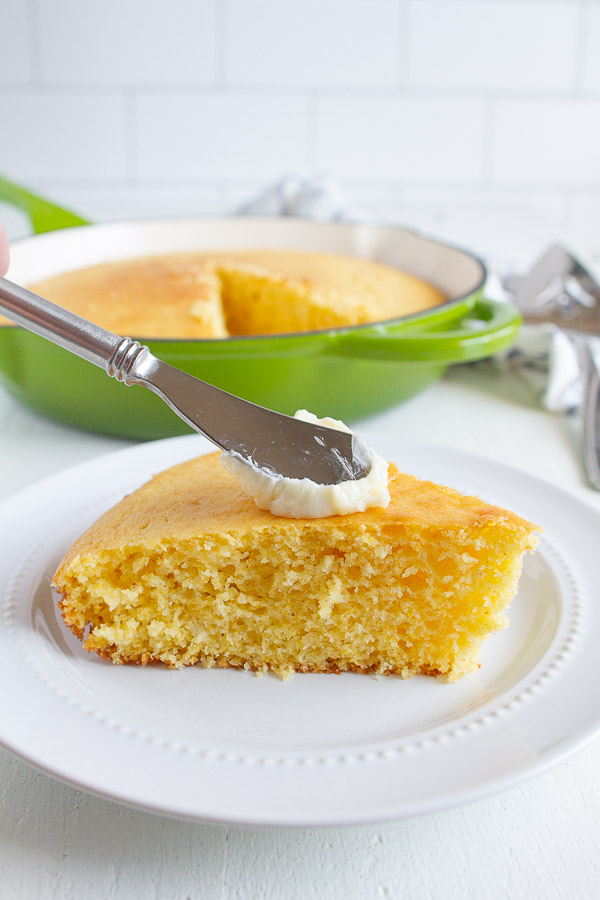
(1, 435, 599, 826)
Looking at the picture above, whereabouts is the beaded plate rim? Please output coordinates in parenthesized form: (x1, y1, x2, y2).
(0, 435, 598, 826)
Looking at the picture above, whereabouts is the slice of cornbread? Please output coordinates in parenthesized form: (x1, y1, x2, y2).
(53, 453, 538, 680)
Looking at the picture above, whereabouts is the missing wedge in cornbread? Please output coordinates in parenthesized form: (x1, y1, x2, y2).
(53, 452, 539, 681)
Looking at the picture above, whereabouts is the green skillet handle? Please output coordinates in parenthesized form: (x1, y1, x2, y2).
(332, 298, 521, 363)
(0, 175, 90, 234)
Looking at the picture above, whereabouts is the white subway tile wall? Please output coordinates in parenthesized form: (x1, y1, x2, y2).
(38, 0, 219, 86)
(583, 4, 600, 91)
(315, 96, 486, 181)
(492, 99, 600, 185)
(0, 92, 128, 180)
(407, 1, 579, 92)
(225, 0, 403, 87)
(1, 2, 33, 84)
(0, 0, 598, 265)
(135, 93, 309, 179)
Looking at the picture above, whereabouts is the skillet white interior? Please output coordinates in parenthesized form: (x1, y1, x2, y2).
(7, 217, 486, 302)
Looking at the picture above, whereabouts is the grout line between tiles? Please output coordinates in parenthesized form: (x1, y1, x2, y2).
(26, 0, 42, 85)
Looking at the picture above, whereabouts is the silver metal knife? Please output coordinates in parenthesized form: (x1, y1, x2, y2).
(0, 276, 370, 486)
(507, 244, 600, 490)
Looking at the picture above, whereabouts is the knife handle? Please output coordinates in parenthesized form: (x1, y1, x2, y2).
(580, 339, 600, 490)
(0, 275, 153, 383)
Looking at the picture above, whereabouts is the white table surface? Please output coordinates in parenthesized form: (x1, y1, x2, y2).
(1, 360, 600, 900)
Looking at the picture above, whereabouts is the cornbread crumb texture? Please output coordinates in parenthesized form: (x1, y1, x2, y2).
(54, 453, 539, 681)
(13, 249, 445, 338)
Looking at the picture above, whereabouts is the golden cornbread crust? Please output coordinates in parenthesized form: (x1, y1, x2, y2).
(66, 647, 444, 678)
(53, 454, 539, 681)
(2, 249, 445, 338)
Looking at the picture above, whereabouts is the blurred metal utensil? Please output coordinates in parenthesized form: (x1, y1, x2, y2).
(0, 277, 370, 485)
(507, 244, 600, 490)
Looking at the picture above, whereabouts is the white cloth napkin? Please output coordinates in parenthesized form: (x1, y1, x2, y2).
(236, 172, 375, 224)
(235, 174, 583, 413)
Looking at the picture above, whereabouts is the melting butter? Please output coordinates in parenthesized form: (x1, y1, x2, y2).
(220, 410, 390, 518)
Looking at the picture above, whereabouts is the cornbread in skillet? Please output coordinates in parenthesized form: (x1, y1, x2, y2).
(26, 254, 229, 339)
(211, 250, 443, 335)
(53, 453, 538, 680)
(10, 249, 444, 338)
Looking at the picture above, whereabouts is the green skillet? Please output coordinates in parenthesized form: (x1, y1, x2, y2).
(0, 177, 520, 440)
